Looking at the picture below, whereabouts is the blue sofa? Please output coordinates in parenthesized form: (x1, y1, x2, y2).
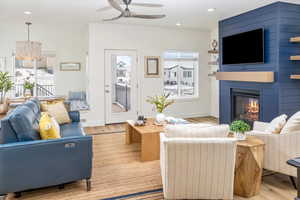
(0, 98, 93, 198)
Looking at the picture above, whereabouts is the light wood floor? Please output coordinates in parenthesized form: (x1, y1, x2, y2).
(6, 117, 297, 200)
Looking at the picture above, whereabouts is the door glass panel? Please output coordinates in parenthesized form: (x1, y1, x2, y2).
(111, 55, 132, 113)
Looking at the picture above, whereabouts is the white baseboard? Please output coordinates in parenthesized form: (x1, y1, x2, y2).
(82, 120, 105, 128)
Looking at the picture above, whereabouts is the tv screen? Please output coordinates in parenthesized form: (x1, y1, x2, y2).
(222, 28, 264, 65)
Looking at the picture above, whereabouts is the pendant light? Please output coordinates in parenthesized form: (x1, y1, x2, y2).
(16, 22, 42, 61)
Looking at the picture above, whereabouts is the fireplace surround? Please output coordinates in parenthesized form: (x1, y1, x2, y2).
(219, 2, 300, 125)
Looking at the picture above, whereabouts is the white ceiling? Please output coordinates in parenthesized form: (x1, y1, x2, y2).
(1, 0, 300, 30)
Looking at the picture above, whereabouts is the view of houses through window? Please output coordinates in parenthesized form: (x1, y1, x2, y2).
(163, 51, 199, 98)
(14, 52, 56, 97)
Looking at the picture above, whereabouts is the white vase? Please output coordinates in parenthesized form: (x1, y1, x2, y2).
(24, 89, 32, 97)
(156, 113, 166, 125)
(234, 132, 246, 140)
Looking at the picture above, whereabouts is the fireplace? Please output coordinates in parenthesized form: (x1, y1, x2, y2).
(231, 89, 260, 125)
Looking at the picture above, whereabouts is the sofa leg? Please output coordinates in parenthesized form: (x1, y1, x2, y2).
(86, 179, 91, 192)
(0, 194, 7, 200)
(290, 176, 297, 189)
(58, 184, 65, 190)
(14, 192, 22, 198)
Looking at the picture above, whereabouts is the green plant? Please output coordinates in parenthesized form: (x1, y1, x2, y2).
(24, 80, 34, 90)
(0, 71, 13, 104)
(146, 93, 175, 113)
(230, 120, 251, 133)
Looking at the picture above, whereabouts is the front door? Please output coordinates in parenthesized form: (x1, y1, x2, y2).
(104, 50, 138, 124)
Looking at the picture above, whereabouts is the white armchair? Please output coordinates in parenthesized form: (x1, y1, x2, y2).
(247, 121, 300, 177)
(160, 125, 237, 200)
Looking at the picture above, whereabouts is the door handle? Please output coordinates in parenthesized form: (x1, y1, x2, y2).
(105, 90, 110, 93)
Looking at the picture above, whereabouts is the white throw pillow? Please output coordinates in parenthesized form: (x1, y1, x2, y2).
(265, 114, 287, 134)
(281, 111, 300, 134)
(164, 124, 229, 138)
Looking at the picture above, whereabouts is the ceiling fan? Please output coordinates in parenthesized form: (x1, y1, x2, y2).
(97, 0, 164, 12)
(100, 0, 166, 21)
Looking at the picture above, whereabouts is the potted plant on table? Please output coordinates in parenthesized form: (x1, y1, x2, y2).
(146, 93, 175, 125)
(0, 71, 13, 114)
(230, 120, 251, 140)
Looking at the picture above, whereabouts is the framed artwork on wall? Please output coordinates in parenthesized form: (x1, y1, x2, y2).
(60, 62, 81, 71)
(145, 56, 160, 78)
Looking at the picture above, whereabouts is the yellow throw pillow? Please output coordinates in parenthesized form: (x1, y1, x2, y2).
(42, 101, 71, 124)
(39, 113, 61, 140)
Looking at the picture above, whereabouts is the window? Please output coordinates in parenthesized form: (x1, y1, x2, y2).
(163, 51, 198, 98)
(13, 51, 56, 97)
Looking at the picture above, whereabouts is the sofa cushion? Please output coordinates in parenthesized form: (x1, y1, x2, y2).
(24, 100, 40, 116)
(9, 106, 41, 141)
(281, 111, 300, 134)
(265, 114, 287, 134)
(60, 122, 85, 137)
(0, 117, 18, 144)
(42, 101, 71, 124)
(164, 124, 228, 138)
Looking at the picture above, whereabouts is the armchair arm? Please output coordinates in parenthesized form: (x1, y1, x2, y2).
(68, 111, 80, 122)
(0, 135, 92, 194)
(253, 121, 269, 131)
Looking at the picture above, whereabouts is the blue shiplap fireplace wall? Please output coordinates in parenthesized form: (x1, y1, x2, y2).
(219, 2, 300, 124)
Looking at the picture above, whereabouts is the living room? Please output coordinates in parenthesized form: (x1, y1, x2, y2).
(1, 0, 300, 200)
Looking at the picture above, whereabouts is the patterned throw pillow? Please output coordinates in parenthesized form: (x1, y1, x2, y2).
(42, 101, 71, 124)
(265, 114, 287, 134)
(39, 112, 61, 140)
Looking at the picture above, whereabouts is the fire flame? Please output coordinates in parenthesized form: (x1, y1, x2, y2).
(247, 99, 259, 114)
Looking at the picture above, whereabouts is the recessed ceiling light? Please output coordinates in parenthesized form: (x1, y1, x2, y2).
(176, 22, 181, 26)
(24, 11, 32, 15)
(207, 8, 216, 12)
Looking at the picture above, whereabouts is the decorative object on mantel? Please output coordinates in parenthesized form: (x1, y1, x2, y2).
(230, 120, 251, 140)
(145, 56, 160, 78)
(216, 71, 274, 83)
(146, 93, 174, 125)
(16, 22, 42, 61)
(0, 72, 13, 114)
(60, 62, 81, 71)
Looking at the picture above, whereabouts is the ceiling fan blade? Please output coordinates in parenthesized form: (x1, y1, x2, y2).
(130, 3, 164, 7)
(103, 13, 124, 21)
(96, 6, 113, 12)
(108, 0, 125, 13)
(130, 13, 166, 19)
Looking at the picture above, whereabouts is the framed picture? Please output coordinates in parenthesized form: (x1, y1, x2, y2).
(60, 62, 81, 71)
(145, 56, 160, 78)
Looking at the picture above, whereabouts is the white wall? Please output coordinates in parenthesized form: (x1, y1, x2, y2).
(88, 23, 211, 126)
(0, 21, 88, 95)
(210, 27, 219, 118)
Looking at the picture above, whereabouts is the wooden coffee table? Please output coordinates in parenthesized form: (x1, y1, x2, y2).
(125, 119, 164, 162)
(234, 136, 265, 197)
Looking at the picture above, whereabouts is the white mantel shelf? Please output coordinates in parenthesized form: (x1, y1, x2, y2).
(216, 71, 274, 83)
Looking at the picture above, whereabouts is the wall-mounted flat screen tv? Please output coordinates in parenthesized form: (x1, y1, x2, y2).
(222, 28, 264, 65)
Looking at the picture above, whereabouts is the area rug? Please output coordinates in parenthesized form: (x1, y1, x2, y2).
(101, 188, 163, 200)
